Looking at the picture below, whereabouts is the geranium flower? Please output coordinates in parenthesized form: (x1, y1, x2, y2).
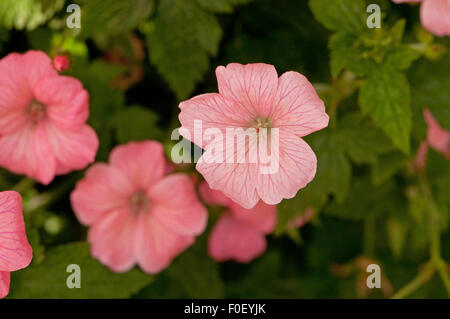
(0, 50, 98, 184)
(179, 63, 329, 209)
(199, 181, 276, 263)
(70, 141, 208, 274)
(0, 191, 33, 298)
(392, 0, 450, 37)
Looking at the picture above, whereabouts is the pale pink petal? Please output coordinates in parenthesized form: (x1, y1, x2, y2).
(208, 213, 266, 263)
(70, 164, 134, 226)
(0, 191, 32, 272)
(424, 109, 450, 157)
(196, 143, 259, 209)
(0, 123, 55, 184)
(230, 201, 277, 234)
(20, 51, 58, 89)
(178, 93, 251, 149)
(0, 271, 10, 299)
(255, 131, 317, 205)
(109, 141, 166, 190)
(271, 71, 329, 138)
(0, 85, 29, 134)
(149, 174, 208, 235)
(135, 214, 194, 274)
(420, 0, 450, 37)
(216, 63, 278, 117)
(44, 123, 99, 175)
(33, 76, 89, 130)
(198, 181, 232, 207)
(88, 207, 137, 273)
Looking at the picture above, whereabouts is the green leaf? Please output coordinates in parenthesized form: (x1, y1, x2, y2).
(9, 242, 152, 298)
(359, 66, 412, 153)
(326, 177, 398, 220)
(386, 216, 407, 259)
(78, 0, 154, 38)
(372, 151, 408, 186)
(0, 0, 64, 30)
(409, 54, 450, 129)
(145, 0, 223, 99)
(309, 0, 366, 35)
(337, 113, 393, 164)
(111, 105, 163, 143)
(384, 45, 421, 71)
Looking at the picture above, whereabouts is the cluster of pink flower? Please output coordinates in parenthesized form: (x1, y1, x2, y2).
(1, 37, 449, 297)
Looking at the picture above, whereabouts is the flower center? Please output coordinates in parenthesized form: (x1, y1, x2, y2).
(130, 190, 150, 214)
(27, 100, 46, 122)
(252, 117, 271, 133)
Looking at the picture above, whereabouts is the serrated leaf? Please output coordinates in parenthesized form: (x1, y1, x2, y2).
(309, 0, 366, 34)
(78, 0, 154, 38)
(8, 242, 152, 298)
(111, 105, 163, 143)
(359, 66, 412, 153)
(0, 0, 64, 31)
(145, 0, 223, 100)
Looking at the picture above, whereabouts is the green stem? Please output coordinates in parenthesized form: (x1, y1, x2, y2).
(392, 262, 435, 299)
(12, 177, 36, 193)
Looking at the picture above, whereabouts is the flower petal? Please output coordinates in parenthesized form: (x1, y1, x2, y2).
(272, 71, 329, 137)
(216, 63, 278, 117)
(198, 181, 231, 207)
(230, 201, 277, 234)
(33, 76, 89, 130)
(149, 174, 207, 235)
(255, 131, 317, 205)
(71, 163, 134, 226)
(88, 207, 137, 273)
(0, 191, 32, 272)
(420, 0, 450, 37)
(135, 215, 194, 274)
(208, 213, 266, 263)
(0, 123, 56, 184)
(45, 123, 99, 175)
(0, 271, 10, 299)
(109, 141, 166, 190)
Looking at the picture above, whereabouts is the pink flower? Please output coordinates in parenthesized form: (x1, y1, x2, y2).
(0, 50, 98, 184)
(70, 141, 208, 274)
(179, 63, 329, 209)
(53, 55, 70, 72)
(424, 109, 450, 158)
(199, 181, 276, 263)
(392, 0, 450, 37)
(0, 191, 33, 298)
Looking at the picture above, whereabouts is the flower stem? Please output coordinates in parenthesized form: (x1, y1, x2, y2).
(12, 177, 36, 193)
(392, 262, 435, 299)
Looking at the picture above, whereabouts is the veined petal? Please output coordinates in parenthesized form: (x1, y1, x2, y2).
(0, 191, 32, 272)
(0, 271, 10, 299)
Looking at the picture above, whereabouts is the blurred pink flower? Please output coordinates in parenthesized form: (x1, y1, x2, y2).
(0, 50, 98, 184)
(179, 63, 328, 209)
(392, 0, 450, 37)
(424, 109, 450, 158)
(199, 181, 276, 263)
(70, 141, 208, 274)
(0, 191, 32, 298)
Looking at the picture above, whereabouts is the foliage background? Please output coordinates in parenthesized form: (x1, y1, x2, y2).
(1, 0, 449, 299)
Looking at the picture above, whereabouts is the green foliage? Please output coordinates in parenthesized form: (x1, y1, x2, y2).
(8, 242, 152, 298)
(359, 66, 412, 154)
(0, 0, 64, 30)
(78, 0, 154, 38)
